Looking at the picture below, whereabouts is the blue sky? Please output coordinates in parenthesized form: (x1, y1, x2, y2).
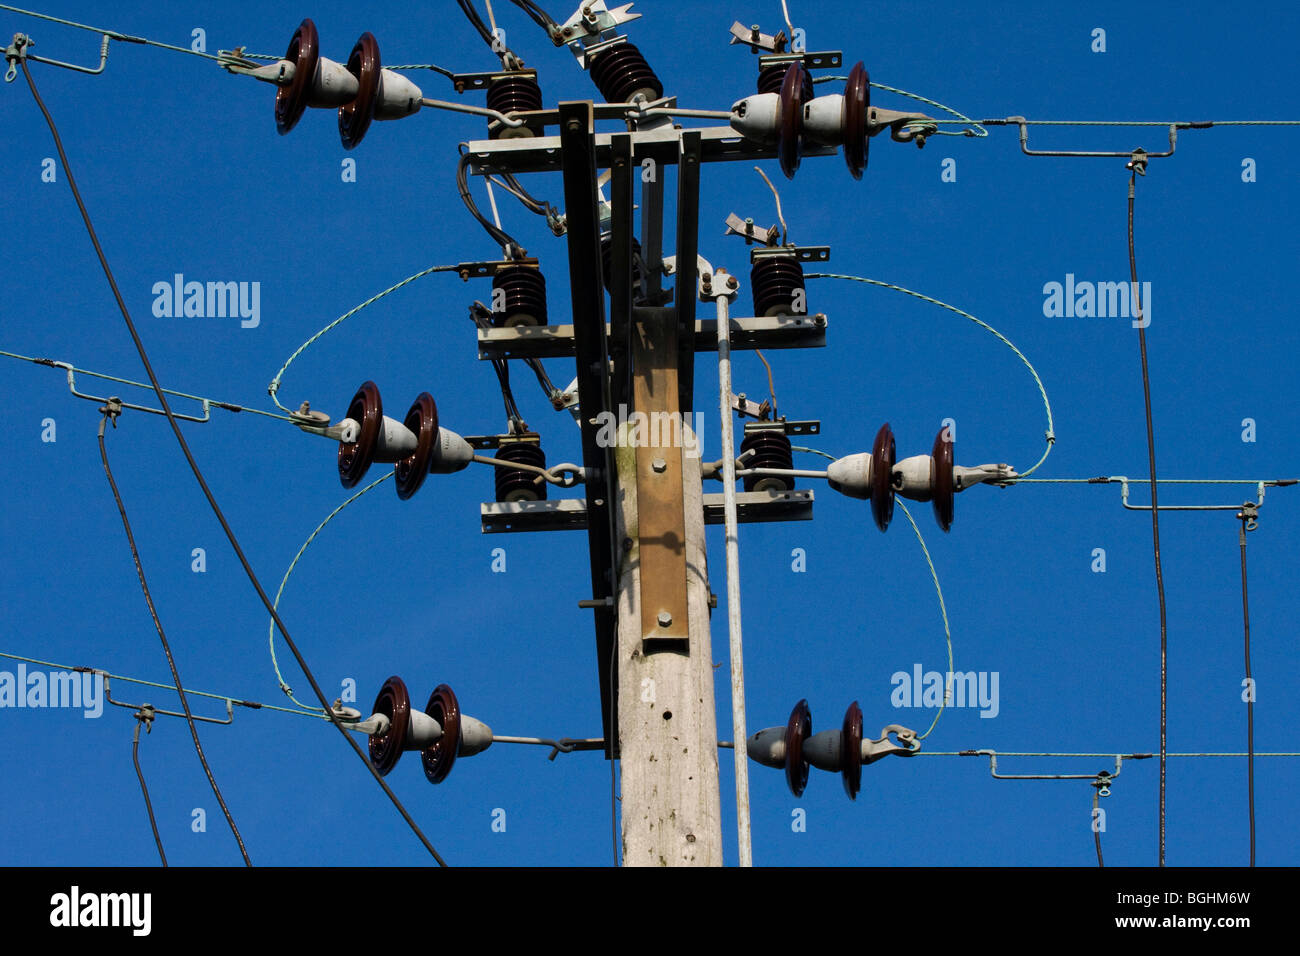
(1, 0, 1296, 867)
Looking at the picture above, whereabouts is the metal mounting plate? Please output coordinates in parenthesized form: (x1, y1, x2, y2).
(464, 125, 837, 175)
(451, 68, 539, 93)
(741, 419, 821, 436)
(480, 489, 814, 533)
(477, 314, 827, 360)
(750, 245, 830, 263)
(758, 51, 842, 70)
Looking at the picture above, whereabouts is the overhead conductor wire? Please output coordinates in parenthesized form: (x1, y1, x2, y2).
(20, 57, 447, 865)
(131, 709, 168, 866)
(98, 407, 250, 865)
(1238, 508, 1255, 865)
(1128, 165, 1169, 868)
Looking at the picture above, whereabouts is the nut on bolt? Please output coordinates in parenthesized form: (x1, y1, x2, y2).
(657, 611, 672, 627)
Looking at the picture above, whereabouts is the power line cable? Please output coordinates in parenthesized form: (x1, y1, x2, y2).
(1127, 165, 1169, 868)
(897, 500, 953, 740)
(1238, 508, 1256, 866)
(20, 56, 447, 866)
(269, 472, 395, 712)
(1, 348, 296, 422)
(1093, 787, 1104, 868)
(267, 263, 463, 414)
(130, 707, 167, 867)
(805, 273, 1055, 476)
(0, 2, 223, 61)
(97, 405, 251, 865)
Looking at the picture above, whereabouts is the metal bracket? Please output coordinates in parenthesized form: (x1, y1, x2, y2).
(988, 117, 1180, 160)
(450, 67, 539, 93)
(454, 257, 541, 280)
(728, 21, 786, 53)
(750, 244, 830, 264)
(724, 213, 779, 246)
(558, 1, 642, 61)
(55, 363, 214, 423)
(1117, 477, 1270, 513)
(699, 267, 740, 301)
(971, 749, 1129, 782)
(742, 419, 820, 436)
(104, 674, 235, 725)
(6, 31, 113, 83)
(757, 50, 842, 71)
(464, 432, 542, 450)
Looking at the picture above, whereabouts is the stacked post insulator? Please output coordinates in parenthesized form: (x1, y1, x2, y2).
(587, 42, 663, 104)
(491, 266, 548, 327)
(601, 235, 644, 292)
(750, 255, 806, 317)
(757, 62, 814, 99)
(485, 73, 543, 138)
(740, 429, 794, 492)
(494, 442, 547, 502)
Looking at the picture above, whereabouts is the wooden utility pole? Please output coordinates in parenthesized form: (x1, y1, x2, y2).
(475, 102, 818, 867)
(615, 307, 722, 865)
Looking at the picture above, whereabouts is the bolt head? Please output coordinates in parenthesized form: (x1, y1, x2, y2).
(657, 611, 672, 627)
(652, 457, 667, 473)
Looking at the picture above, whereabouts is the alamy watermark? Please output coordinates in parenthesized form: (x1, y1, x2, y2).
(151, 273, 261, 328)
(593, 403, 705, 458)
(0, 664, 103, 718)
(1042, 273, 1151, 327)
(891, 663, 999, 718)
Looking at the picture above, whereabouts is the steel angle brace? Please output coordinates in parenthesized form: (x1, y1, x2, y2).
(559, 102, 620, 755)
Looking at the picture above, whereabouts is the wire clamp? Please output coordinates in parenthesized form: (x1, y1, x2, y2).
(865, 724, 922, 763)
(99, 396, 123, 427)
(1092, 769, 1114, 797)
(4, 32, 29, 82)
(1238, 500, 1259, 531)
(1126, 148, 1149, 175)
(133, 704, 156, 733)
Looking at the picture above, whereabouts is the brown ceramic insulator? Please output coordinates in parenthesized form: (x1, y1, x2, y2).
(931, 427, 955, 532)
(491, 266, 548, 327)
(600, 234, 644, 292)
(493, 442, 547, 503)
(587, 42, 662, 104)
(338, 32, 380, 150)
(842, 61, 871, 179)
(749, 255, 806, 318)
(757, 62, 813, 98)
(368, 675, 412, 776)
(777, 61, 809, 179)
(841, 701, 863, 800)
(421, 684, 462, 785)
(394, 393, 438, 500)
(784, 698, 812, 797)
(739, 430, 794, 493)
(275, 19, 320, 135)
(486, 74, 543, 138)
(338, 381, 382, 489)
(871, 422, 896, 532)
